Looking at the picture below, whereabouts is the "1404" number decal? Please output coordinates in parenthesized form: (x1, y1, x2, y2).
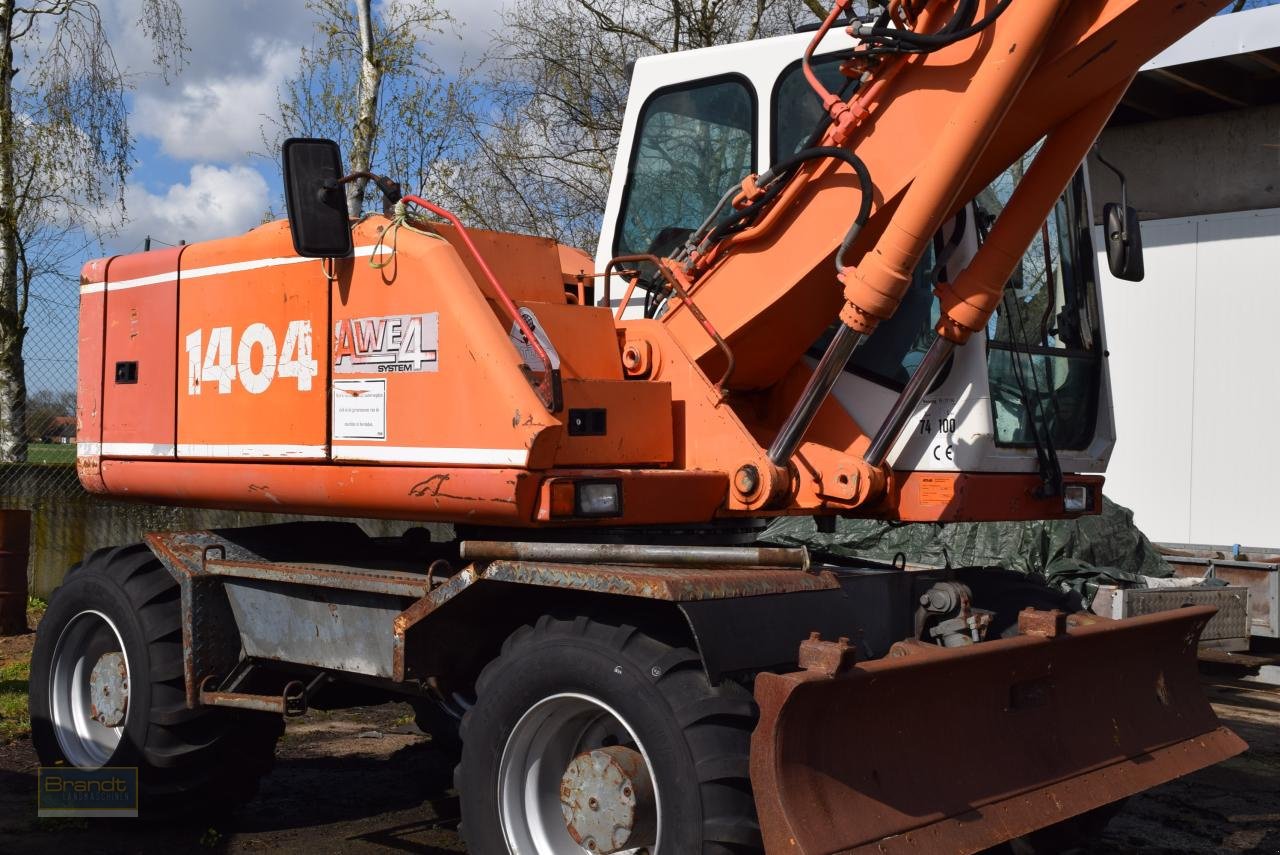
(185, 320, 318, 395)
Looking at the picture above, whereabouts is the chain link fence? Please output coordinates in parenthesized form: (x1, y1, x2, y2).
(0, 268, 430, 598)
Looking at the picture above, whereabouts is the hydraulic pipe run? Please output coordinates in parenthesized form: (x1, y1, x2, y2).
(767, 324, 865, 467)
(459, 541, 811, 572)
(840, 0, 1066, 335)
(866, 84, 1131, 468)
(936, 81, 1131, 343)
(864, 335, 956, 466)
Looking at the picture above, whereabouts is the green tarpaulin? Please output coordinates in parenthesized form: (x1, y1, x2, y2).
(759, 496, 1173, 607)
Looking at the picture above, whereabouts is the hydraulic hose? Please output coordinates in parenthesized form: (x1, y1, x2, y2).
(705, 147, 873, 265)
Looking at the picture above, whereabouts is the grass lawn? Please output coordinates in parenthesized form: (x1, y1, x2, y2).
(0, 597, 43, 743)
(0, 657, 30, 742)
(25, 443, 74, 466)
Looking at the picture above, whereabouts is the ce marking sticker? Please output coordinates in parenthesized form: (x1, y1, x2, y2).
(932, 444, 955, 462)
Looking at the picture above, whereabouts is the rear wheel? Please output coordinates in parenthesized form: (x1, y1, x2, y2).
(29, 544, 282, 813)
(456, 615, 761, 854)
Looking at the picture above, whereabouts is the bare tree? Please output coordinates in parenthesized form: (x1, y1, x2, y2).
(0, 0, 185, 463)
(430, 0, 829, 248)
(270, 0, 472, 218)
(430, 0, 829, 250)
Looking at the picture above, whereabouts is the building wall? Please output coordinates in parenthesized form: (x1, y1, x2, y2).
(1, 464, 446, 597)
(1087, 104, 1280, 222)
(1097, 206, 1280, 547)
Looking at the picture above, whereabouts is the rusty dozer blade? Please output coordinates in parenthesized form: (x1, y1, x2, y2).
(751, 606, 1246, 854)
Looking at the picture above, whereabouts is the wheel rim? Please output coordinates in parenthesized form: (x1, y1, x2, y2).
(498, 692, 663, 855)
(49, 610, 131, 768)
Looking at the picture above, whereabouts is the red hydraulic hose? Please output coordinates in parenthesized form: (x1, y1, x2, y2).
(399, 194, 557, 408)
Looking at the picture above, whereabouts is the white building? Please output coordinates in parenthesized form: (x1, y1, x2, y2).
(1092, 5, 1280, 547)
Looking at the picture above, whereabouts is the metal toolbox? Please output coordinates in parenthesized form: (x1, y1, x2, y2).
(1091, 584, 1250, 651)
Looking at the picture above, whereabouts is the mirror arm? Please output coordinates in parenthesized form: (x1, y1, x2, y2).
(1092, 144, 1129, 236)
(331, 171, 404, 215)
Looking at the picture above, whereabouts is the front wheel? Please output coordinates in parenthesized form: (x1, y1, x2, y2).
(28, 544, 282, 813)
(456, 615, 761, 854)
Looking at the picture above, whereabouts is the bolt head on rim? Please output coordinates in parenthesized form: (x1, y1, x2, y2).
(561, 745, 657, 854)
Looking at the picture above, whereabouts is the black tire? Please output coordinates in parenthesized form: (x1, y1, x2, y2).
(29, 543, 282, 814)
(456, 615, 761, 854)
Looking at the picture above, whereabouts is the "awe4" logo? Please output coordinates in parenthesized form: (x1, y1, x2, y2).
(185, 320, 318, 395)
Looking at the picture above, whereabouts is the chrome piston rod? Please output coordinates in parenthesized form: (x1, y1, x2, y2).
(864, 335, 957, 466)
(768, 324, 866, 466)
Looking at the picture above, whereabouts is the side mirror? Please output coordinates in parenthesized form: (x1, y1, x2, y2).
(282, 138, 352, 258)
(1093, 145, 1144, 282)
(1103, 202, 1144, 282)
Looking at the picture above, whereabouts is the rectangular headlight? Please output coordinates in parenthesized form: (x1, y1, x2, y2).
(576, 480, 622, 517)
(1063, 484, 1090, 513)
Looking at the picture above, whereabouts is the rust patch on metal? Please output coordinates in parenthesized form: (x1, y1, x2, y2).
(751, 606, 1246, 854)
(393, 567, 480, 681)
(797, 632, 858, 676)
(202, 559, 432, 598)
(146, 531, 244, 709)
(199, 676, 306, 717)
(479, 560, 839, 601)
(560, 745, 656, 854)
(1018, 607, 1067, 638)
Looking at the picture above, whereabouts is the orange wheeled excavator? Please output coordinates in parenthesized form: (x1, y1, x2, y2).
(32, 1, 1244, 852)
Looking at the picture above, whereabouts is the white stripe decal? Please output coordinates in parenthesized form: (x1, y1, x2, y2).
(176, 444, 327, 459)
(98, 442, 175, 457)
(79, 440, 523, 466)
(80, 245, 392, 295)
(332, 445, 529, 466)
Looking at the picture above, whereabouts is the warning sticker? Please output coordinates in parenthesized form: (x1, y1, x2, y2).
(333, 379, 387, 441)
(919, 475, 955, 506)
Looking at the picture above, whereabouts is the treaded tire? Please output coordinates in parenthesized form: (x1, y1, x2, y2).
(456, 615, 762, 854)
(29, 544, 282, 814)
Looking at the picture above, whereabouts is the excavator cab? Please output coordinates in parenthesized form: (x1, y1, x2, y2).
(598, 31, 1124, 503)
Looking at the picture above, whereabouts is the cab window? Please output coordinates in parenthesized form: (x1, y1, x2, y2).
(614, 76, 755, 259)
(981, 153, 1102, 450)
(808, 239, 942, 391)
(772, 52, 850, 163)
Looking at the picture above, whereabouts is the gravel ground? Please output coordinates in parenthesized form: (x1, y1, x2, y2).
(0, 649, 1276, 853)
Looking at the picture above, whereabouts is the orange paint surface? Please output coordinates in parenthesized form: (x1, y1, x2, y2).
(75, 0, 1211, 527)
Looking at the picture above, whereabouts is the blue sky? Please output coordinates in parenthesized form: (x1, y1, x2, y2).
(100, 0, 502, 254)
(25, 0, 502, 396)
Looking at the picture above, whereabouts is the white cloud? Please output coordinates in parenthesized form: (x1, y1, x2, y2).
(114, 164, 270, 251)
(109, 0, 313, 87)
(121, 1, 504, 164)
(132, 39, 296, 163)
(421, 0, 507, 69)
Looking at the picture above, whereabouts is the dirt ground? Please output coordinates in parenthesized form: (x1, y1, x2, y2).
(0, 627, 1277, 854)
